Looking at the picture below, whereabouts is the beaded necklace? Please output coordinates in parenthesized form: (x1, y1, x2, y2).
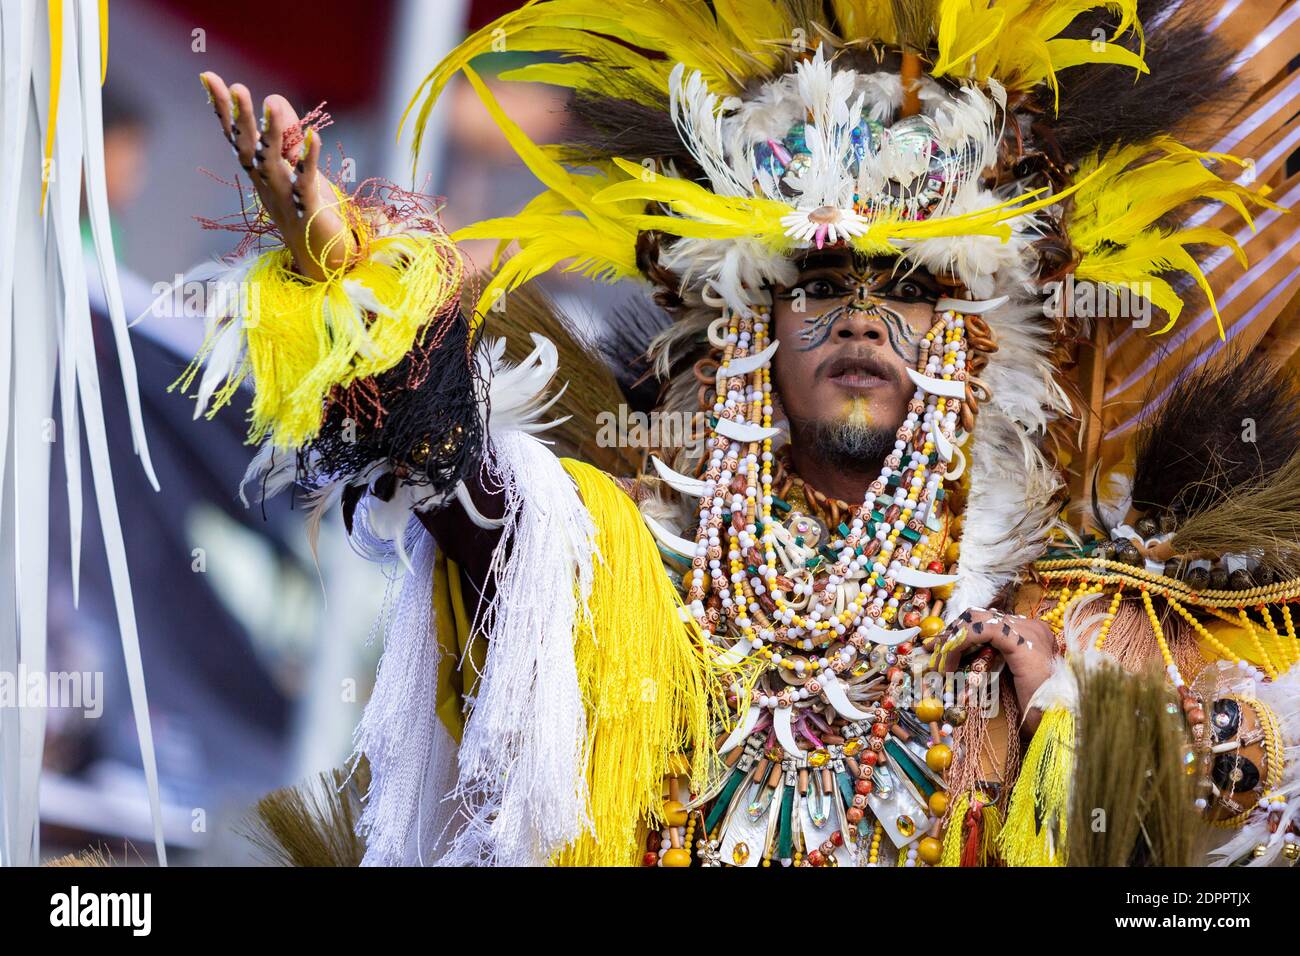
(684, 304, 969, 689)
(664, 300, 977, 867)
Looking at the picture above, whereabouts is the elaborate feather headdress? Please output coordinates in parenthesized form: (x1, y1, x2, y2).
(407, 0, 1272, 328)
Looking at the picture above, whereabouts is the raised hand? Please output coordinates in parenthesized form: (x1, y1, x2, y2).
(200, 71, 355, 281)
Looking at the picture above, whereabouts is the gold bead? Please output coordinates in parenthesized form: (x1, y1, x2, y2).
(915, 697, 945, 723)
(928, 791, 950, 816)
(919, 616, 946, 639)
(662, 847, 692, 867)
(917, 836, 943, 865)
(926, 743, 953, 772)
(662, 799, 688, 827)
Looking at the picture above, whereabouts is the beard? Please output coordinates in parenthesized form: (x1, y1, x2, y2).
(789, 416, 895, 474)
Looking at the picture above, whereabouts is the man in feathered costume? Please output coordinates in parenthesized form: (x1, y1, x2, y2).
(187, 0, 1300, 867)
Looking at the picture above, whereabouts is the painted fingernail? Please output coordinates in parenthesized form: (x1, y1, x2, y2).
(261, 101, 271, 133)
(230, 96, 240, 122)
(301, 128, 314, 161)
(200, 74, 213, 104)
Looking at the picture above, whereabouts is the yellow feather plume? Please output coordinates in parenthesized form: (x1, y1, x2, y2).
(450, 66, 642, 327)
(408, 0, 1153, 171)
(829, 0, 899, 46)
(1069, 137, 1281, 337)
(933, 0, 1146, 101)
(403, 0, 802, 170)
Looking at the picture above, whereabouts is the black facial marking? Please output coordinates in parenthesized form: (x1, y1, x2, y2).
(881, 312, 922, 364)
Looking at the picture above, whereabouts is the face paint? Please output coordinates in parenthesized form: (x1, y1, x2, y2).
(776, 252, 937, 352)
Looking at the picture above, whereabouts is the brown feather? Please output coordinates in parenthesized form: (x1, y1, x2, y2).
(242, 762, 370, 867)
(1068, 658, 1202, 866)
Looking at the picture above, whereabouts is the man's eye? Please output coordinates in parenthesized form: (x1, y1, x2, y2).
(891, 280, 928, 300)
(805, 278, 843, 298)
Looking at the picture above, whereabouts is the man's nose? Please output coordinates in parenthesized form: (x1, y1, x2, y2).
(835, 303, 886, 344)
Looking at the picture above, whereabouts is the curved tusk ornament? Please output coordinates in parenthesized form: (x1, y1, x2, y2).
(933, 426, 954, 462)
(642, 513, 699, 558)
(822, 675, 872, 720)
(773, 705, 801, 756)
(650, 455, 709, 497)
(714, 417, 782, 443)
(716, 340, 779, 382)
(906, 367, 966, 399)
(935, 295, 1008, 315)
(894, 566, 959, 588)
(859, 621, 921, 647)
(717, 704, 761, 754)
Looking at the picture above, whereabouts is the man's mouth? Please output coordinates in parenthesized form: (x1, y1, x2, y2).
(820, 354, 896, 391)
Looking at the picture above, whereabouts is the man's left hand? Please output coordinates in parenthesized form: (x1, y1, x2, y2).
(921, 607, 1058, 736)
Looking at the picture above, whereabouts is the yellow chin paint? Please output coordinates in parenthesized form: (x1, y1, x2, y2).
(845, 397, 875, 426)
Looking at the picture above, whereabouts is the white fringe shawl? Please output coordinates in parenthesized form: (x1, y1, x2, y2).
(354, 518, 461, 865)
(435, 427, 596, 866)
(352, 335, 598, 866)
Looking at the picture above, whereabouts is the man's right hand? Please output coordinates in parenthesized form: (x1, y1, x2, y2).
(200, 72, 355, 281)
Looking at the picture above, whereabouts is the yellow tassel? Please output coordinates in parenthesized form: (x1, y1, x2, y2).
(939, 790, 972, 866)
(979, 802, 1003, 864)
(554, 460, 725, 866)
(998, 704, 1073, 866)
(173, 210, 464, 449)
(938, 790, 1004, 866)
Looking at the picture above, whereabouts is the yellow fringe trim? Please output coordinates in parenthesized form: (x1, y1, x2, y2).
(939, 791, 971, 867)
(980, 803, 1004, 863)
(554, 460, 724, 866)
(998, 705, 1073, 866)
(939, 791, 1003, 866)
(174, 201, 464, 448)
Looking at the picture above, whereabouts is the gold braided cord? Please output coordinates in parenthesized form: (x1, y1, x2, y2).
(1164, 596, 1241, 664)
(1034, 558, 1300, 608)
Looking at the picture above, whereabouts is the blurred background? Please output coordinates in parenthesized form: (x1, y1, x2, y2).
(44, 0, 632, 864)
